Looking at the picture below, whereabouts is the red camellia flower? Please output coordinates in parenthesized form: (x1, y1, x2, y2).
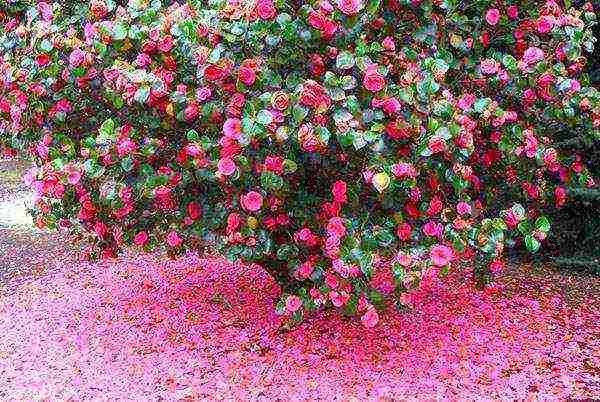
(331, 180, 347, 204)
(134, 231, 149, 247)
(187, 202, 202, 220)
(507, 5, 519, 20)
(238, 66, 256, 86)
(204, 64, 228, 81)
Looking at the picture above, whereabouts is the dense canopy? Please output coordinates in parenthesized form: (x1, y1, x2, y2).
(0, 0, 598, 324)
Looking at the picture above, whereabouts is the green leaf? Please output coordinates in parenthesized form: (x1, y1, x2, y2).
(39, 39, 53, 52)
(186, 129, 200, 142)
(276, 244, 299, 260)
(256, 110, 273, 125)
(134, 86, 150, 104)
(283, 159, 297, 174)
(292, 105, 308, 123)
(342, 294, 359, 316)
(113, 23, 128, 40)
(260, 171, 284, 191)
(99, 119, 115, 138)
(336, 51, 355, 70)
(525, 235, 541, 253)
(535, 216, 550, 232)
(121, 156, 134, 172)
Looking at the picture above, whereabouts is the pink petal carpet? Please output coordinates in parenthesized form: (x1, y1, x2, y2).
(0, 242, 599, 400)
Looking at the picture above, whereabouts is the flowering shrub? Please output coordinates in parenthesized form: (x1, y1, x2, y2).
(1, 0, 598, 325)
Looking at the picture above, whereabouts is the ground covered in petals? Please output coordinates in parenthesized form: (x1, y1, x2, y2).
(0, 240, 599, 400)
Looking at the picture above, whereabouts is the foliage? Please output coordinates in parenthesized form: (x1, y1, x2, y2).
(0, 0, 598, 324)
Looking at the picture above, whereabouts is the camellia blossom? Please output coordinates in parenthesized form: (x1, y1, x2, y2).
(285, 295, 302, 313)
(336, 0, 363, 15)
(223, 118, 242, 139)
(363, 66, 386, 92)
(133, 231, 149, 246)
(372, 172, 390, 193)
(430, 244, 455, 267)
(218, 158, 236, 176)
(485, 8, 500, 26)
(331, 180, 347, 204)
(240, 191, 263, 212)
(166, 231, 182, 248)
(361, 308, 379, 328)
(522, 47, 545, 66)
(480, 59, 499, 75)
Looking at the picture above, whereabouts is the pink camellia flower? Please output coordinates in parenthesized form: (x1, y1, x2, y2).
(238, 66, 256, 86)
(66, 168, 82, 185)
(507, 5, 519, 20)
(134, 231, 149, 246)
(382, 36, 395, 51)
(196, 86, 212, 102)
(223, 118, 242, 139)
(218, 158, 236, 176)
(537, 16, 554, 34)
(327, 217, 347, 238)
(332, 180, 347, 204)
(38, 2, 53, 21)
(480, 59, 499, 75)
(396, 252, 412, 267)
(430, 244, 454, 267)
(166, 230, 182, 248)
(135, 53, 152, 68)
(363, 66, 385, 92)
(456, 201, 472, 215)
(240, 191, 263, 212)
(69, 49, 86, 68)
(336, 0, 363, 16)
(330, 290, 350, 307)
(117, 138, 137, 157)
(423, 221, 443, 237)
(522, 47, 544, 66)
(490, 259, 504, 274)
(392, 162, 417, 179)
(184, 102, 199, 121)
(485, 8, 500, 26)
(382, 97, 401, 114)
(285, 295, 302, 313)
(296, 261, 314, 279)
(458, 93, 476, 110)
(361, 308, 379, 328)
(257, 0, 277, 20)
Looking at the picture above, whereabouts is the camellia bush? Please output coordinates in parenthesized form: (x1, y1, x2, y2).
(1, 0, 598, 325)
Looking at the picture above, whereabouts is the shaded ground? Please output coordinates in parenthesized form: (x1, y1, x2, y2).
(0, 158, 74, 285)
(0, 161, 599, 400)
(0, 159, 30, 202)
